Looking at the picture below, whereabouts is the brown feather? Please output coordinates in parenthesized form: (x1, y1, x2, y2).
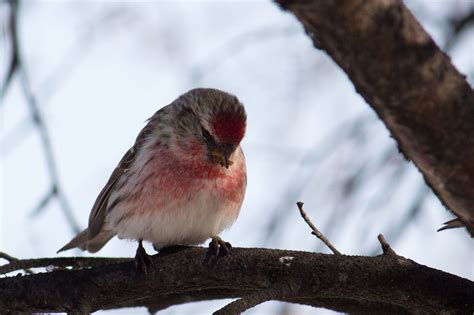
(57, 229, 89, 253)
(57, 228, 115, 253)
(87, 112, 162, 240)
(87, 148, 134, 240)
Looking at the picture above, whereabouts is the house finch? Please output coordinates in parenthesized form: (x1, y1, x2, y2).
(58, 88, 247, 270)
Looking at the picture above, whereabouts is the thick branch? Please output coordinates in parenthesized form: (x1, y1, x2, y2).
(0, 248, 472, 313)
(276, 0, 474, 235)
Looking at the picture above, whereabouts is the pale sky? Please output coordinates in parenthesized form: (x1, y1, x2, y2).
(1, 1, 473, 314)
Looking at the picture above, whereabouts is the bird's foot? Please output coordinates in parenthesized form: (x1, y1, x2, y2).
(135, 239, 152, 274)
(204, 236, 232, 265)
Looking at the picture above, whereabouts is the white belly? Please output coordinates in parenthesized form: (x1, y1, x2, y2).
(106, 180, 242, 248)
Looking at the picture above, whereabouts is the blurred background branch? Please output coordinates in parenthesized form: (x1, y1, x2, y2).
(277, 0, 474, 235)
(445, 5, 474, 51)
(0, 0, 18, 102)
(2, 0, 80, 234)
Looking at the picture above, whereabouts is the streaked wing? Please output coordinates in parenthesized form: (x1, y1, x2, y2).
(87, 148, 135, 239)
(87, 111, 162, 239)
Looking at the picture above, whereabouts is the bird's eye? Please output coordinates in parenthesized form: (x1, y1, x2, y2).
(202, 128, 212, 142)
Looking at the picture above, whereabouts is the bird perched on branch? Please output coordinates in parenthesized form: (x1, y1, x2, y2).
(58, 88, 247, 271)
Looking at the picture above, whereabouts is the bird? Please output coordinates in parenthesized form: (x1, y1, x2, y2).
(58, 88, 247, 270)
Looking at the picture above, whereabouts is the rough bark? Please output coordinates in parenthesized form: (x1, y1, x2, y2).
(276, 0, 474, 235)
(0, 248, 472, 314)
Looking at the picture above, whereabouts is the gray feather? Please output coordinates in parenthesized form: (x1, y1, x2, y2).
(57, 228, 114, 253)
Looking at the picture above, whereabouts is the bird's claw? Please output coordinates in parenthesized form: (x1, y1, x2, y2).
(204, 236, 232, 265)
(135, 240, 152, 274)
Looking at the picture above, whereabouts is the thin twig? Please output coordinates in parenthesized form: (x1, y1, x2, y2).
(30, 185, 57, 216)
(8, 7, 81, 233)
(377, 234, 396, 256)
(296, 202, 341, 255)
(18, 67, 80, 233)
(445, 8, 474, 51)
(0, 251, 33, 274)
(19, 69, 81, 233)
(0, 0, 18, 103)
(0, 251, 19, 263)
(0, 256, 132, 275)
(1, 0, 81, 234)
(190, 27, 298, 84)
(213, 286, 293, 315)
(264, 115, 370, 245)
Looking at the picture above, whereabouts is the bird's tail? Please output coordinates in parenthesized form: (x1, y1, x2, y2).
(57, 228, 115, 253)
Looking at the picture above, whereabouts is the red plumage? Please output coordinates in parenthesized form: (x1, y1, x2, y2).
(212, 111, 246, 144)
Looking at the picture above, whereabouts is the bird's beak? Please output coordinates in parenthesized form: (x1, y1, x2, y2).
(210, 145, 234, 169)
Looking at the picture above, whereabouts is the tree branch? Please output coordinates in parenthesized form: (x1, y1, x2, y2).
(275, 0, 474, 235)
(296, 202, 341, 255)
(0, 252, 33, 275)
(0, 247, 472, 313)
(214, 286, 294, 315)
(377, 234, 396, 256)
(0, 256, 131, 275)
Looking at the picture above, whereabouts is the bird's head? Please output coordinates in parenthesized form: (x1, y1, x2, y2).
(166, 88, 246, 169)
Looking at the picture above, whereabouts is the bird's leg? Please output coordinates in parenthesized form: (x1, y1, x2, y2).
(204, 236, 232, 264)
(135, 239, 152, 274)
